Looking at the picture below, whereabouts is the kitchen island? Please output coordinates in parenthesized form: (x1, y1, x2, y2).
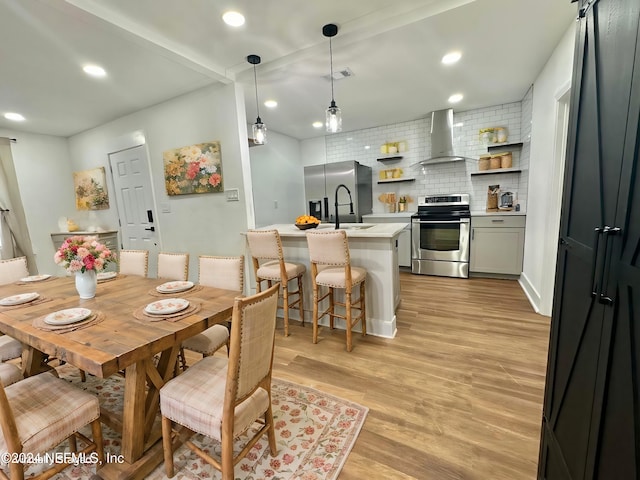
(245, 223, 406, 338)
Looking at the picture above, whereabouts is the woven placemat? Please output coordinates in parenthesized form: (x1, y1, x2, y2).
(147, 284, 204, 297)
(32, 311, 105, 333)
(133, 301, 201, 322)
(16, 276, 56, 286)
(97, 273, 123, 284)
(0, 296, 54, 311)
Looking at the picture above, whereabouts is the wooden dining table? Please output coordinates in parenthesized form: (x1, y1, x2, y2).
(0, 274, 239, 480)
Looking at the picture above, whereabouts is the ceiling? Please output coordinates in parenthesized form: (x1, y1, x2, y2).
(0, 0, 576, 140)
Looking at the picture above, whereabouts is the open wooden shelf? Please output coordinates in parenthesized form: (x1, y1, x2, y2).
(471, 168, 522, 176)
(377, 156, 403, 162)
(378, 178, 415, 184)
(487, 142, 523, 152)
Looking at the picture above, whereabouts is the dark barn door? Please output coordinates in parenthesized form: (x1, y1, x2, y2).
(539, 0, 640, 478)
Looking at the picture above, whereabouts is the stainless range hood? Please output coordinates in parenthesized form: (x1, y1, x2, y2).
(420, 109, 465, 165)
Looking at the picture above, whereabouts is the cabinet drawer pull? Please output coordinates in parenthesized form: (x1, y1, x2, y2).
(491, 219, 505, 223)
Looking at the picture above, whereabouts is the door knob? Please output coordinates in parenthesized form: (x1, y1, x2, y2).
(144, 227, 155, 232)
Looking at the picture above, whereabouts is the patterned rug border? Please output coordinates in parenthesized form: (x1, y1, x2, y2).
(39, 366, 369, 479)
(271, 377, 369, 478)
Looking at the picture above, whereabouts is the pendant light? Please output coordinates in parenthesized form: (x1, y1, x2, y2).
(323, 23, 342, 133)
(247, 54, 267, 145)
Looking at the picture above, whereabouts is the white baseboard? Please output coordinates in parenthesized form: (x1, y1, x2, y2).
(519, 272, 544, 315)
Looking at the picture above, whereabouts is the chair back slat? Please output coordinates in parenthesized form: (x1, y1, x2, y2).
(198, 255, 244, 291)
(0, 380, 21, 456)
(226, 283, 279, 402)
(306, 230, 350, 266)
(0, 257, 29, 285)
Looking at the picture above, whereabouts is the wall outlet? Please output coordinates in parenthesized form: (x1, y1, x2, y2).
(225, 188, 239, 202)
(160, 203, 171, 213)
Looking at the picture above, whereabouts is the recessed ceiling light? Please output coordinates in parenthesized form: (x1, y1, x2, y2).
(454, 122, 464, 127)
(312, 121, 323, 128)
(448, 93, 464, 103)
(442, 51, 462, 65)
(222, 11, 245, 27)
(83, 64, 107, 77)
(264, 100, 278, 108)
(364, 145, 371, 150)
(4, 112, 25, 122)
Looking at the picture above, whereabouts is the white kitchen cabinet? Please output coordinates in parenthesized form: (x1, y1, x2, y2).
(361, 214, 413, 267)
(470, 215, 525, 276)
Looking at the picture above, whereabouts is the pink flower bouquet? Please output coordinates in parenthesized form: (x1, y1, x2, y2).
(54, 235, 117, 273)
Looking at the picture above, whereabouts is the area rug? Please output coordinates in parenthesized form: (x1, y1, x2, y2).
(25, 365, 368, 479)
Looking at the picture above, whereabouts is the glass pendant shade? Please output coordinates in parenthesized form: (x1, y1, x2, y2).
(326, 101, 342, 133)
(252, 117, 267, 145)
(247, 54, 267, 145)
(323, 24, 342, 134)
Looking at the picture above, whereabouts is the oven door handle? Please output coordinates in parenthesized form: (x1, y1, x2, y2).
(412, 219, 470, 224)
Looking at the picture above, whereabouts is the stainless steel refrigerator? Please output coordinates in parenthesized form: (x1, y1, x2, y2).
(304, 161, 372, 223)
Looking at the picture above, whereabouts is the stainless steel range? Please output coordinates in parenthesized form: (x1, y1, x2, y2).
(411, 194, 470, 278)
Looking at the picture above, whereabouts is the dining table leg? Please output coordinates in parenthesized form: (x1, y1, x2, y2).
(120, 346, 180, 464)
(21, 347, 54, 377)
(121, 358, 148, 462)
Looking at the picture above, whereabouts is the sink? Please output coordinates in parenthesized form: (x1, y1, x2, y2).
(314, 223, 375, 230)
(337, 224, 375, 230)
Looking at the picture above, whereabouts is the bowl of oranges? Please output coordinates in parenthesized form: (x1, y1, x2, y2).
(295, 215, 321, 230)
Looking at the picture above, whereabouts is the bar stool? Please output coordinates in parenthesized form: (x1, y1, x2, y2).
(246, 230, 305, 336)
(306, 229, 366, 352)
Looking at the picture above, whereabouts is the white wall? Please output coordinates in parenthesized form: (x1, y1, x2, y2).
(301, 137, 326, 167)
(249, 129, 305, 227)
(67, 83, 251, 281)
(520, 23, 576, 316)
(0, 129, 74, 274)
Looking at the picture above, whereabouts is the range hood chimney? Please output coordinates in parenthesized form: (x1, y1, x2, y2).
(421, 109, 465, 165)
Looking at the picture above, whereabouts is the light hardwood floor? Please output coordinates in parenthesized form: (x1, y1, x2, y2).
(269, 271, 551, 480)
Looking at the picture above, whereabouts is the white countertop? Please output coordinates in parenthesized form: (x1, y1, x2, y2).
(362, 212, 416, 219)
(471, 211, 526, 216)
(254, 223, 407, 238)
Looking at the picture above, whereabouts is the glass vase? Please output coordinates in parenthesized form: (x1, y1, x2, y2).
(75, 269, 97, 299)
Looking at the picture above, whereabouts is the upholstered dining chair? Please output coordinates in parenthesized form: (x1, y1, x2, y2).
(0, 337, 22, 364)
(0, 371, 104, 479)
(157, 252, 189, 281)
(179, 256, 244, 368)
(118, 249, 149, 277)
(306, 229, 367, 352)
(0, 258, 28, 364)
(0, 362, 22, 387)
(0, 257, 28, 285)
(245, 230, 305, 337)
(160, 283, 279, 480)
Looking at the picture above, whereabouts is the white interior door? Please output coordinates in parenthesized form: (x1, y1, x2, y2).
(108, 146, 159, 258)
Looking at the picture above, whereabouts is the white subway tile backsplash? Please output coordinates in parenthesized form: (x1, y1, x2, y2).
(323, 101, 529, 213)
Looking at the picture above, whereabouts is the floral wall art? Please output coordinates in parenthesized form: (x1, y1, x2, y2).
(163, 141, 224, 195)
(73, 167, 110, 210)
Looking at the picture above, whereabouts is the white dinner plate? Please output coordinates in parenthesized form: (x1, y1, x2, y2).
(144, 298, 189, 315)
(156, 281, 194, 293)
(20, 274, 51, 283)
(0, 292, 40, 306)
(97, 271, 117, 281)
(44, 308, 92, 326)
